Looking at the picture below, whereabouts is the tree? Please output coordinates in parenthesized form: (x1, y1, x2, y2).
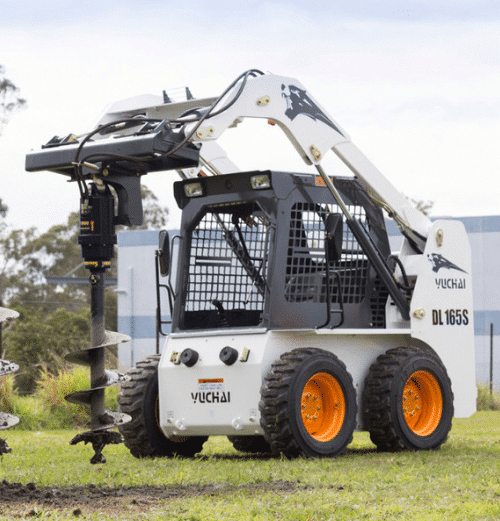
(0, 67, 29, 304)
(133, 185, 169, 230)
(6, 306, 90, 394)
(0, 67, 25, 358)
(0, 199, 8, 219)
(0, 65, 26, 135)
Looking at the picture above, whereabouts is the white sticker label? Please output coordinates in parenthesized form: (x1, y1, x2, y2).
(198, 378, 224, 392)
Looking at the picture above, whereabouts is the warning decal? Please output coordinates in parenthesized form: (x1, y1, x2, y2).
(198, 378, 224, 392)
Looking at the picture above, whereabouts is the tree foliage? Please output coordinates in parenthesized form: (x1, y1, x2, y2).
(0, 65, 26, 135)
(6, 306, 90, 394)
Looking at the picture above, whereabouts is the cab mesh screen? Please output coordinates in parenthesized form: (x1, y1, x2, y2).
(185, 210, 269, 313)
(286, 203, 369, 304)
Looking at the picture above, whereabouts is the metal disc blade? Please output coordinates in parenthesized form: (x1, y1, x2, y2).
(65, 348, 95, 367)
(0, 412, 19, 431)
(97, 331, 131, 349)
(92, 410, 131, 431)
(65, 389, 93, 406)
(101, 369, 130, 387)
(0, 360, 19, 377)
(0, 308, 19, 325)
(65, 331, 130, 366)
(71, 411, 132, 432)
(64, 370, 131, 405)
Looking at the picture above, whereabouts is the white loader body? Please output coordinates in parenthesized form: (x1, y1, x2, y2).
(158, 218, 475, 439)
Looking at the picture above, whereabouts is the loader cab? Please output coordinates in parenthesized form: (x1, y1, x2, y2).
(166, 170, 391, 333)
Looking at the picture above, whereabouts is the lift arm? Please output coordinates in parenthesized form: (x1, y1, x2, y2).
(26, 70, 430, 250)
(94, 72, 431, 248)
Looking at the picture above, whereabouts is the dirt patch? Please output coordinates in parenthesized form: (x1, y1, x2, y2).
(0, 479, 303, 517)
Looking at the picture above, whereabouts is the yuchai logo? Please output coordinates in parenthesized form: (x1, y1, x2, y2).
(191, 392, 231, 404)
(427, 254, 467, 274)
(428, 253, 468, 290)
(435, 278, 466, 289)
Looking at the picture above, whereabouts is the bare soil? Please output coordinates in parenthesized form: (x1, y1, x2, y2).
(0, 479, 306, 517)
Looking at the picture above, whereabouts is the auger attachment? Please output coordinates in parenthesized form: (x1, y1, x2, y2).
(66, 326, 131, 464)
(65, 182, 131, 464)
(0, 307, 20, 455)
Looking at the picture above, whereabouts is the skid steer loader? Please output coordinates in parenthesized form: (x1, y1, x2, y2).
(26, 70, 475, 460)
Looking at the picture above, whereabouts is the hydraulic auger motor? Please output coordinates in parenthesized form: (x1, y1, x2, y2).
(0, 307, 20, 455)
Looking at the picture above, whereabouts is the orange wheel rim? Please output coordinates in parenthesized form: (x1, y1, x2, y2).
(402, 370, 442, 436)
(301, 372, 345, 442)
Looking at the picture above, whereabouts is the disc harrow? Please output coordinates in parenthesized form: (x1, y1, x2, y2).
(0, 307, 20, 455)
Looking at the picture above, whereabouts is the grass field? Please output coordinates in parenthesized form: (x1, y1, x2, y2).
(0, 411, 499, 520)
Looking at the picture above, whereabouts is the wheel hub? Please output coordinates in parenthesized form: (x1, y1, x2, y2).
(403, 370, 443, 436)
(301, 372, 345, 442)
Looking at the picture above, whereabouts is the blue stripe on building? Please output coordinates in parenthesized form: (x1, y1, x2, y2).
(386, 215, 500, 237)
(118, 315, 171, 339)
(474, 310, 500, 336)
(118, 230, 162, 247)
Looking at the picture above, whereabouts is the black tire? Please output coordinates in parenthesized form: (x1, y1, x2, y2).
(227, 435, 271, 454)
(118, 355, 207, 458)
(362, 346, 454, 452)
(259, 348, 357, 458)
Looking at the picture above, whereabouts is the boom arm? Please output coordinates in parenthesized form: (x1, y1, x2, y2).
(93, 72, 431, 248)
(26, 70, 430, 248)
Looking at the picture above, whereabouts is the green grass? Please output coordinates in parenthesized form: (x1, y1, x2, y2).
(0, 412, 499, 520)
(477, 384, 500, 411)
(3, 367, 119, 430)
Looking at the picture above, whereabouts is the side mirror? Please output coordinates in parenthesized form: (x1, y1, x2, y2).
(325, 213, 343, 263)
(158, 230, 170, 276)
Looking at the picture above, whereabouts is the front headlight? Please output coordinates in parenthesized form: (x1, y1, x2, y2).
(250, 174, 271, 190)
(184, 182, 204, 198)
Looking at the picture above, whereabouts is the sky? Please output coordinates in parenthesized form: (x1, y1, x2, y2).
(1, 0, 499, 233)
